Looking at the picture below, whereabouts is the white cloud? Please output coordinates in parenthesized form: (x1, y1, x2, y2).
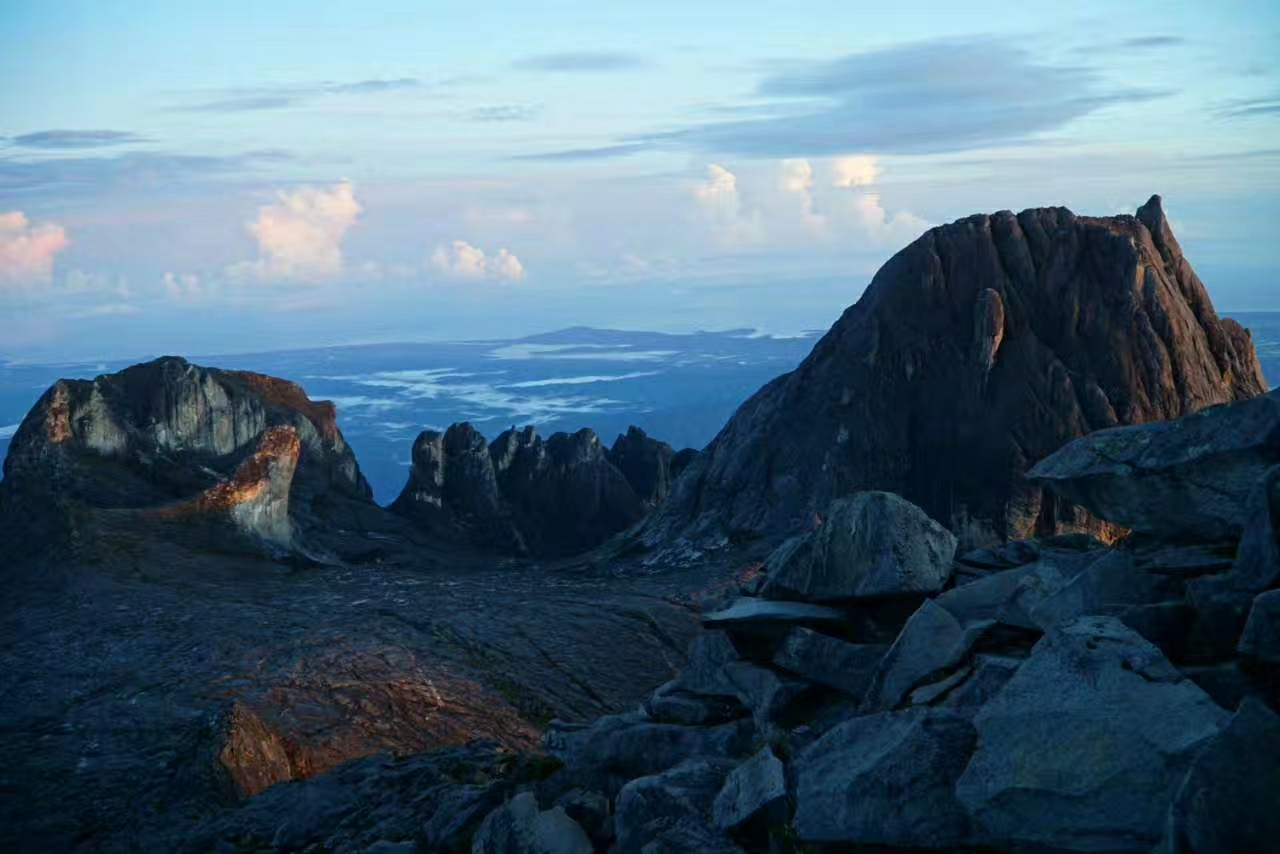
(430, 239, 526, 281)
(779, 159, 826, 232)
(238, 182, 362, 282)
(162, 271, 204, 299)
(0, 211, 70, 286)
(691, 164, 763, 246)
(831, 155, 880, 188)
(844, 191, 929, 245)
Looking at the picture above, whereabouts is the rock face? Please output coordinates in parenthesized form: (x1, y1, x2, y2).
(0, 356, 370, 550)
(392, 423, 676, 557)
(645, 196, 1266, 550)
(607, 425, 696, 507)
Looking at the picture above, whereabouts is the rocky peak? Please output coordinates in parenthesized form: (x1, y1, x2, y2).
(0, 356, 371, 551)
(607, 425, 697, 508)
(645, 197, 1266, 552)
(392, 422, 694, 557)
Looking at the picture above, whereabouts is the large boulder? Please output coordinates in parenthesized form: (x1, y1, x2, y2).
(1161, 698, 1280, 853)
(0, 356, 371, 550)
(1239, 589, 1280, 664)
(614, 759, 740, 854)
(955, 617, 1228, 852)
(760, 492, 957, 602)
(772, 627, 887, 701)
(471, 791, 593, 854)
(711, 746, 787, 832)
(543, 713, 752, 795)
(1029, 390, 1280, 541)
(791, 707, 976, 847)
(642, 196, 1265, 550)
(391, 423, 649, 557)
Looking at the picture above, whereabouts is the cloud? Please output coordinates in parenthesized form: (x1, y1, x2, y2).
(0, 150, 290, 193)
(512, 52, 644, 72)
(691, 164, 764, 246)
(831, 155, 879, 187)
(430, 240, 526, 281)
(514, 142, 656, 162)
(778, 160, 825, 231)
(1219, 94, 1280, 119)
(0, 211, 70, 286)
(522, 37, 1169, 160)
(9, 130, 148, 149)
(162, 271, 203, 299)
(170, 78, 421, 112)
(466, 104, 542, 122)
(236, 182, 362, 282)
(1120, 36, 1184, 49)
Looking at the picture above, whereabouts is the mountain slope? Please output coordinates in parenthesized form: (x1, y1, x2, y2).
(645, 196, 1267, 550)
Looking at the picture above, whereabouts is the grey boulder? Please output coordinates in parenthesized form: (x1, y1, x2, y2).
(711, 747, 786, 832)
(955, 617, 1228, 852)
(1238, 588, 1280, 664)
(1028, 390, 1280, 541)
(791, 707, 976, 847)
(1161, 698, 1280, 853)
(471, 791, 593, 854)
(760, 492, 957, 602)
(772, 627, 887, 701)
(614, 759, 738, 854)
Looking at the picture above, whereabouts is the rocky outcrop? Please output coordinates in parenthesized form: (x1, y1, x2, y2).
(0, 356, 371, 551)
(392, 422, 684, 557)
(644, 196, 1266, 551)
(607, 425, 697, 507)
(1028, 389, 1280, 541)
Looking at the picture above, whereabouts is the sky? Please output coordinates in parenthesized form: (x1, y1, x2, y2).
(1, 0, 1278, 362)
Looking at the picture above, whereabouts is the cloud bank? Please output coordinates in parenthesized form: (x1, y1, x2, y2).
(431, 240, 526, 281)
(0, 211, 70, 286)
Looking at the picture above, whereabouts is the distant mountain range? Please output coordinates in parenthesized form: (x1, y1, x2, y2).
(2, 316, 1277, 506)
(0, 327, 820, 502)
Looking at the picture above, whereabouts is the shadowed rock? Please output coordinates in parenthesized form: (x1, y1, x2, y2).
(607, 425, 697, 507)
(1029, 389, 1280, 541)
(392, 423, 650, 557)
(643, 196, 1265, 552)
(955, 617, 1227, 851)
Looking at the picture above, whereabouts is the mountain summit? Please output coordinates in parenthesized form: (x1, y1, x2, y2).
(645, 196, 1267, 550)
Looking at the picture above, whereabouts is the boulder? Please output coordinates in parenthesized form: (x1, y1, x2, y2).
(861, 600, 996, 712)
(711, 747, 786, 832)
(772, 627, 888, 701)
(614, 759, 738, 854)
(700, 598, 846, 630)
(1162, 698, 1280, 853)
(642, 197, 1265, 550)
(1028, 550, 1171, 631)
(471, 791, 593, 854)
(543, 714, 752, 795)
(1239, 589, 1280, 664)
(791, 707, 976, 847)
(1029, 390, 1280, 542)
(760, 492, 957, 602)
(955, 617, 1228, 852)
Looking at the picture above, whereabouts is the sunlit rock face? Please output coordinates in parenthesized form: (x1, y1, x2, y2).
(0, 356, 371, 549)
(646, 196, 1267, 551)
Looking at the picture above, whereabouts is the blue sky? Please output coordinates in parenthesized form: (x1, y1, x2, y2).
(1, 0, 1278, 361)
